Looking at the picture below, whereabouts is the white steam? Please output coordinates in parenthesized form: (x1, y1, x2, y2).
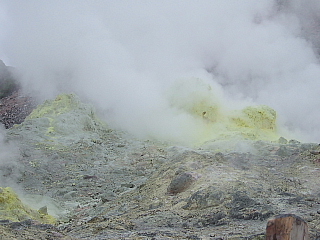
(0, 126, 20, 187)
(1, 0, 320, 143)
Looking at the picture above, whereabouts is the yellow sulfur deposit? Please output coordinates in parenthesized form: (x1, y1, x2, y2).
(235, 105, 276, 130)
(168, 78, 280, 143)
(168, 78, 225, 123)
(191, 105, 279, 144)
(227, 105, 278, 141)
(24, 93, 106, 138)
(25, 94, 84, 136)
(0, 187, 55, 224)
(23, 83, 280, 146)
(26, 93, 81, 120)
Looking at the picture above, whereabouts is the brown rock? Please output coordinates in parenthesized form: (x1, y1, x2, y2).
(266, 214, 309, 240)
(167, 172, 197, 195)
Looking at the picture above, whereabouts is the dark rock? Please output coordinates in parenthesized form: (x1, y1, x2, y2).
(9, 222, 26, 230)
(214, 152, 226, 162)
(182, 186, 225, 210)
(34, 223, 54, 230)
(229, 191, 273, 220)
(83, 175, 98, 180)
(137, 232, 157, 238)
(289, 139, 301, 145)
(9, 219, 36, 230)
(167, 172, 197, 194)
(0, 219, 10, 225)
(187, 235, 202, 240)
(287, 196, 305, 205)
(0, 91, 37, 128)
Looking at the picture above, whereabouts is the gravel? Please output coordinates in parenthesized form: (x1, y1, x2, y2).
(0, 90, 37, 128)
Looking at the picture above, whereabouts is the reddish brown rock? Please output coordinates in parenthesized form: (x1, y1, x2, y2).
(266, 214, 309, 240)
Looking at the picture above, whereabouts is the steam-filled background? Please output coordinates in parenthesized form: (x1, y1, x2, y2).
(1, 0, 320, 143)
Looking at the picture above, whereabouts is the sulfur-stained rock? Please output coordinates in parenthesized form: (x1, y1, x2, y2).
(9, 93, 111, 151)
(0, 187, 55, 224)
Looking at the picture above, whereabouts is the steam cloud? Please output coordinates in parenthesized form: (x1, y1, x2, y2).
(0, 125, 20, 187)
(1, 0, 320, 143)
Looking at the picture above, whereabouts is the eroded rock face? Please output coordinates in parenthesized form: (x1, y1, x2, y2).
(2, 93, 320, 239)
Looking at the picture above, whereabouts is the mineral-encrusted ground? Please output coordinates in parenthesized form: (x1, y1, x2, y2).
(1, 93, 320, 239)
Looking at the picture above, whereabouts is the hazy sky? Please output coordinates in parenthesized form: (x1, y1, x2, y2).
(1, 0, 320, 143)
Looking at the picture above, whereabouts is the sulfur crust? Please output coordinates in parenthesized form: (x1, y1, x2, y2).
(26, 94, 80, 120)
(26, 88, 280, 146)
(0, 187, 56, 224)
(26, 94, 80, 138)
(168, 78, 280, 144)
(228, 105, 278, 140)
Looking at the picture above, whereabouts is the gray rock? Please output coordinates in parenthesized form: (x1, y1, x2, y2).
(278, 136, 288, 144)
(38, 206, 48, 215)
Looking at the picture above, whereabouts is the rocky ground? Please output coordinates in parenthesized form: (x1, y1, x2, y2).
(0, 90, 37, 129)
(0, 60, 38, 129)
(0, 91, 320, 239)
